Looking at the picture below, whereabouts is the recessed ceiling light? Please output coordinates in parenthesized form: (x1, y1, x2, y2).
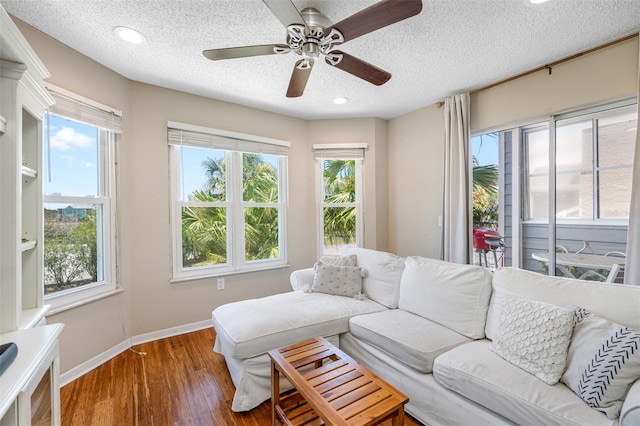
(333, 97, 349, 105)
(529, 0, 549, 4)
(114, 26, 146, 44)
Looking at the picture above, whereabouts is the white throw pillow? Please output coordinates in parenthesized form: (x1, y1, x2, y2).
(318, 254, 357, 267)
(311, 261, 364, 298)
(562, 308, 640, 419)
(490, 295, 574, 385)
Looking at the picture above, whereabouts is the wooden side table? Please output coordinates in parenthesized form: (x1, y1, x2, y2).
(268, 336, 408, 425)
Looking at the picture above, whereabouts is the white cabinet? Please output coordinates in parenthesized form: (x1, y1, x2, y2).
(1, 5, 62, 426)
(0, 4, 54, 333)
(0, 324, 64, 426)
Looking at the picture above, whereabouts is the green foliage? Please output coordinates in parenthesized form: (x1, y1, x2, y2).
(43, 212, 98, 292)
(182, 153, 281, 266)
(323, 160, 356, 247)
(472, 155, 499, 228)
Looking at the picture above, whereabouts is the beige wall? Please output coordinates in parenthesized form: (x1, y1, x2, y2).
(14, 18, 388, 374)
(387, 104, 444, 258)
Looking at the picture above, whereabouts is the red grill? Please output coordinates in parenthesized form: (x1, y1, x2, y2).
(473, 228, 502, 251)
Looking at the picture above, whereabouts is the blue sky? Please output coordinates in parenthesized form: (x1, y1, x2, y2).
(44, 114, 98, 198)
(472, 132, 499, 166)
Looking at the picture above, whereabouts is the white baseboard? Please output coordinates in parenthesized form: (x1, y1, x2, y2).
(60, 319, 213, 386)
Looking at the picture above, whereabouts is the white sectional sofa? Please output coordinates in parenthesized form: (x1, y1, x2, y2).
(211, 247, 640, 425)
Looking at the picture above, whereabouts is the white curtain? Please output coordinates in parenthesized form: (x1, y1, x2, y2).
(624, 36, 640, 285)
(442, 93, 471, 264)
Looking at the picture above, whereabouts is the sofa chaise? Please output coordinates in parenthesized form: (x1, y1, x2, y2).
(211, 246, 640, 425)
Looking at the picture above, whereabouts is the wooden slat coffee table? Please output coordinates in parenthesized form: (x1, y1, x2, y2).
(268, 336, 409, 425)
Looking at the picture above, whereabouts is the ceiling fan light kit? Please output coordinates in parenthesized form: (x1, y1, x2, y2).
(202, 0, 423, 98)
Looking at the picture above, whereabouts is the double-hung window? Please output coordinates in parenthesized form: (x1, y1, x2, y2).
(43, 86, 120, 310)
(168, 123, 289, 280)
(314, 144, 365, 256)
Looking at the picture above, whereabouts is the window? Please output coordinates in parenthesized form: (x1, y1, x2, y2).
(314, 145, 365, 256)
(524, 103, 636, 221)
(169, 123, 289, 280)
(44, 87, 120, 310)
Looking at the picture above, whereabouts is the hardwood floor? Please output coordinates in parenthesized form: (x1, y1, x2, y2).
(61, 328, 423, 425)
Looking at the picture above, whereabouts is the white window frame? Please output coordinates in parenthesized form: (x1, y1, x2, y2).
(314, 143, 366, 257)
(43, 90, 120, 313)
(169, 122, 289, 281)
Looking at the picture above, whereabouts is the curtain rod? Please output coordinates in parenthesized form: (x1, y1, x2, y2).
(436, 32, 639, 108)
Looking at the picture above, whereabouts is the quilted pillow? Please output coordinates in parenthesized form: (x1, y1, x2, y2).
(311, 261, 364, 298)
(490, 295, 574, 385)
(318, 254, 357, 267)
(562, 308, 640, 419)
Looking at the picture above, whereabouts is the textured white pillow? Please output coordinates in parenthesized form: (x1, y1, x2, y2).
(318, 254, 357, 267)
(490, 295, 574, 385)
(311, 261, 363, 298)
(562, 308, 640, 419)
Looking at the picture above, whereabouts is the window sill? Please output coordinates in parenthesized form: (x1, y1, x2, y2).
(46, 288, 124, 316)
(170, 264, 291, 284)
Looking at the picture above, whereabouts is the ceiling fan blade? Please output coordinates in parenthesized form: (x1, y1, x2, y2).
(325, 0, 422, 43)
(286, 60, 313, 98)
(327, 51, 391, 86)
(263, 0, 307, 29)
(203, 44, 288, 60)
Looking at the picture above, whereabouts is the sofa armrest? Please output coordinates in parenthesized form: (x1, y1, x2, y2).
(290, 267, 314, 291)
(621, 380, 640, 426)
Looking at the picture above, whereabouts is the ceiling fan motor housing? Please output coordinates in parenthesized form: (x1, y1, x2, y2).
(283, 7, 344, 68)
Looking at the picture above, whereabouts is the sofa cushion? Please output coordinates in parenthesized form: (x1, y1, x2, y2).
(211, 291, 388, 359)
(490, 295, 574, 385)
(349, 309, 471, 373)
(398, 256, 493, 339)
(486, 267, 640, 340)
(341, 246, 405, 308)
(562, 309, 640, 419)
(433, 340, 614, 426)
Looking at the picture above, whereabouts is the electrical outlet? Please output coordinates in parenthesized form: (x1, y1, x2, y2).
(217, 278, 225, 290)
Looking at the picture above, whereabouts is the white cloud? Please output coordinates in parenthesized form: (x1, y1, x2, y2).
(83, 162, 96, 168)
(50, 127, 94, 151)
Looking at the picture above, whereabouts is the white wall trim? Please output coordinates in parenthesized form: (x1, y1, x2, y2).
(59, 319, 212, 386)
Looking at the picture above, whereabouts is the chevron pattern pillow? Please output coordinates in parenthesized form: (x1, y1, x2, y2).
(562, 308, 640, 419)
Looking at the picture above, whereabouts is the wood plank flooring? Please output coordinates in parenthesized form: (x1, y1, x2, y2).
(60, 328, 423, 425)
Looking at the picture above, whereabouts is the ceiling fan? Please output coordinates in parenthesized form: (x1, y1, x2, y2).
(202, 0, 423, 98)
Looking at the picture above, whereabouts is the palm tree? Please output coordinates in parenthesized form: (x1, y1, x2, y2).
(182, 153, 281, 266)
(322, 159, 357, 247)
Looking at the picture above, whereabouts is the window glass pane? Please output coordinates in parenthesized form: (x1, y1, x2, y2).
(323, 159, 356, 202)
(44, 115, 98, 197)
(243, 153, 279, 203)
(181, 206, 227, 267)
(180, 146, 226, 202)
(556, 172, 593, 219)
(555, 120, 592, 173)
(524, 127, 548, 220)
(598, 112, 636, 168)
(599, 168, 632, 219)
(44, 203, 102, 294)
(244, 207, 279, 261)
(323, 206, 356, 254)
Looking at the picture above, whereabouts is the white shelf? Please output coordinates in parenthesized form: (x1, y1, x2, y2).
(0, 324, 63, 421)
(20, 240, 36, 252)
(20, 166, 37, 179)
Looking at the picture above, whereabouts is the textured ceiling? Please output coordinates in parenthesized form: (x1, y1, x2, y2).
(1, 0, 639, 120)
